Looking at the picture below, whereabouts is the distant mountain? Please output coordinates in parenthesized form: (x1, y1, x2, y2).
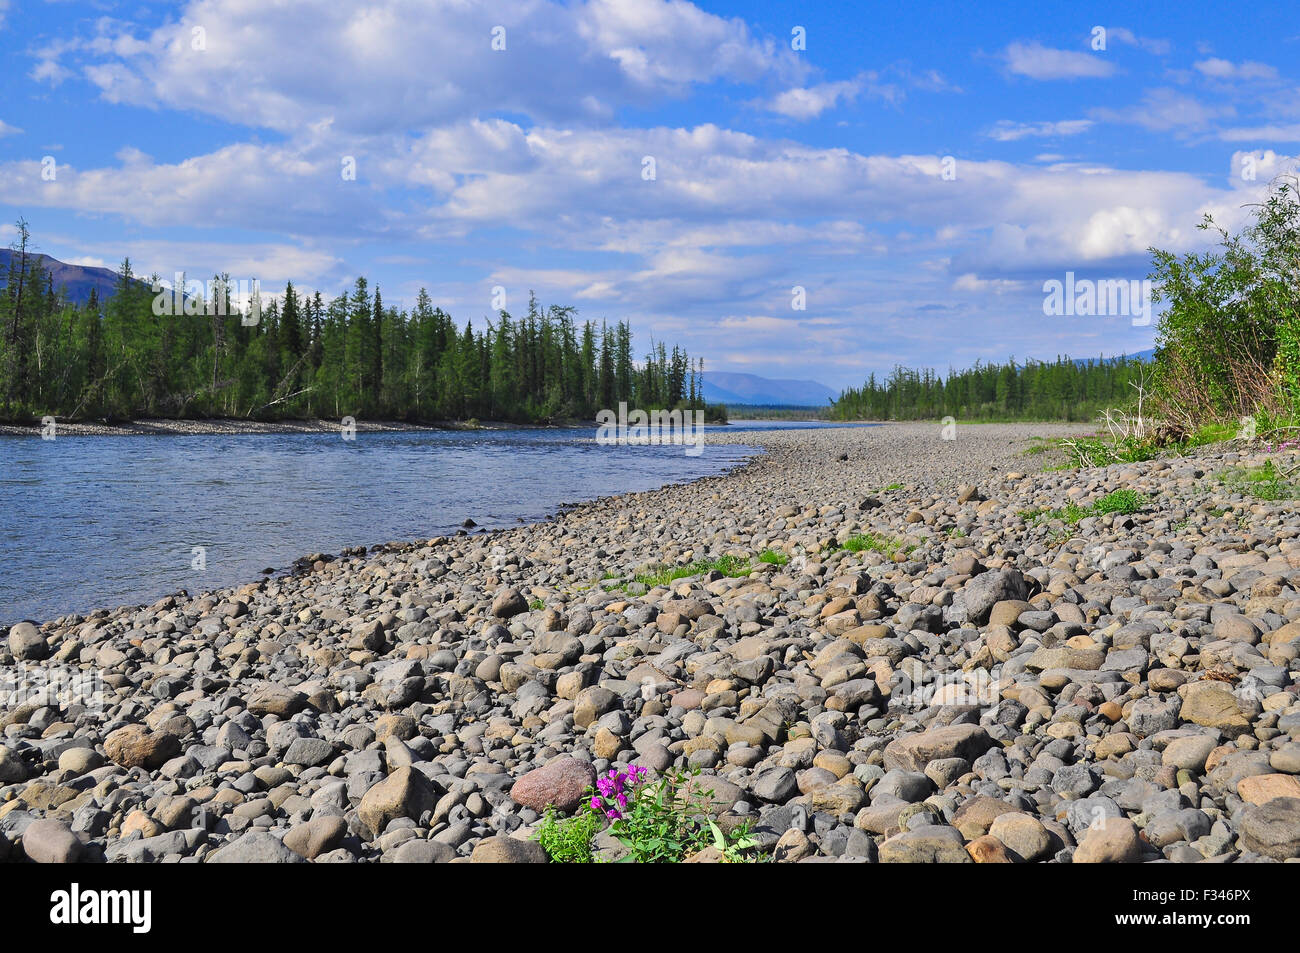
(1067, 348, 1156, 366)
(701, 371, 837, 407)
(0, 250, 133, 306)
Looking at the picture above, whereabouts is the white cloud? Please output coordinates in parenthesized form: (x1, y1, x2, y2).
(762, 65, 960, 119)
(0, 119, 22, 137)
(1106, 27, 1171, 56)
(45, 0, 804, 134)
(1091, 88, 1234, 132)
(952, 273, 1025, 294)
(1220, 125, 1300, 143)
(986, 119, 1093, 141)
(718, 315, 792, 332)
(1003, 42, 1116, 80)
(1194, 58, 1279, 81)
(765, 78, 874, 120)
(1225, 149, 1300, 181)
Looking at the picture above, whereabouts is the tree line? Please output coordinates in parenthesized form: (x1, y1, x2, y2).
(0, 225, 723, 424)
(829, 355, 1152, 421)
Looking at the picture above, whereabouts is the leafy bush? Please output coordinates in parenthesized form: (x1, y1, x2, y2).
(1149, 179, 1300, 427)
(1276, 313, 1300, 415)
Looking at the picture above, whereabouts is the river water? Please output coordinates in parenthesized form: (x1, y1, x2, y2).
(0, 420, 860, 624)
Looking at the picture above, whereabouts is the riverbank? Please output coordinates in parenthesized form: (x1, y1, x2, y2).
(0, 417, 573, 437)
(2, 421, 1299, 864)
(0, 409, 733, 437)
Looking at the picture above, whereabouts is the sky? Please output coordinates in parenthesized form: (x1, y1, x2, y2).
(1, 0, 1298, 391)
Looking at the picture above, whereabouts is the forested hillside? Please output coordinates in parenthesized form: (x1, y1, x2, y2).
(0, 226, 716, 424)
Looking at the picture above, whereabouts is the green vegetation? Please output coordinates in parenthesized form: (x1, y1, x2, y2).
(536, 767, 762, 864)
(605, 553, 753, 592)
(829, 355, 1151, 422)
(1217, 460, 1299, 501)
(1026, 489, 1147, 526)
(536, 807, 603, 863)
(1149, 178, 1300, 430)
(1093, 489, 1147, 515)
(757, 548, 789, 565)
(0, 223, 722, 424)
(1046, 419, 1255, 470)
(720, 404, 830, 420)
(840, 532, 910, 557)
(528, 597, 546, 611)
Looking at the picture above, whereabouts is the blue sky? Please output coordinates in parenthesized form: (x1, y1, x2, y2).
(2, 0, 1298, 390)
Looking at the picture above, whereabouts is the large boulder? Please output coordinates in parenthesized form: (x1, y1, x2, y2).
(884, 724, 995, 772)
(879, 825, 971, 863)
(1240, 797, 1300, 860)
(7, 621, 48, 661)
(245, 684, 308, 718)
(953, 570, 1030, 626)
(491, 588, 529, 618)
(358, 766, 440, 837)
(1073, 818, 1143, 863)
(283, 816, 348, 860)
(104, 724, 181, 770)
(207, 831, 304, 863)
(21, 818, 84, 863)
(510, 757, 597, 813)
(471, 836, 549, 863)
(1179, 681, 1253, 736)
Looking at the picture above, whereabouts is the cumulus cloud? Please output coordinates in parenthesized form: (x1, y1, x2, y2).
(765, 78, 877, 120)
(42, 0, 805, 134)
(1002, 41, 1116, 80)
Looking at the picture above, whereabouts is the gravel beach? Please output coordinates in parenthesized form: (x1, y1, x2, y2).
(3, 420, 1300, 864)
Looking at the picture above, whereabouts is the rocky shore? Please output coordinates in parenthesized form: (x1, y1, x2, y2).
(3, 421, 1299, 864)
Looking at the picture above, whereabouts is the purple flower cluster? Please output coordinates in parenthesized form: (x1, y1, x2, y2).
(589, 765, 648, 820)
(1264, 439, 1299, 453)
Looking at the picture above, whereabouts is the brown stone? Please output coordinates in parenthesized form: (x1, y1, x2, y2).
(104, 724, 181, 769)
(967, 834, 1015, 862)
(1073, 818, 1143, 863)
(1237, 773, 1300, 805)
(357, 766, 439, 837)
(509, 757, 597, 813)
